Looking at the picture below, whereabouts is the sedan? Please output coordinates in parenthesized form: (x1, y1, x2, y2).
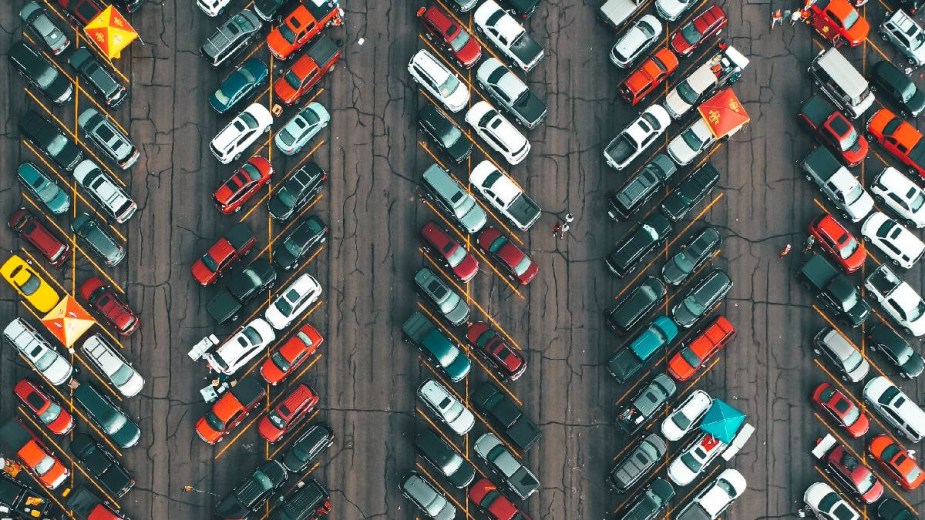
(611, 15, 662, 68)
(414, 428, 476, 489)
(417, 104, 472, 163)
(16, 162, 70, 215)
(656, 0, 697, 21)
(808, 213, 866, 274)
(8, 41, 72, 104)
(267, 162, 327, 221)
(19, 110, 82, 171)
(260, 323, 323, 385)
(466, 322, 527, 381)
(258, 383, 319, 443)
(401, 472, 455, 520)
(804, 482, 860, 520)
(281, 422, 334, 474)
(275, 102, 330, 156)
(676, 469, 746, 520)
(812, 382, 870, 438)
(0, 255, 59, 313)
(79, 276, 140, 336)
(870, 60, 925, 118)
(868, 435, 925, 490)
(210, 58, 268, 114)
(19, 2, 70, 54)
(670, 5, 727, 57)
(213, 155, 273, 214)
(469, 479, 530, 520)
(477, 226, 538, 285)
(420, 221, 479, 283)
(418, 378, 475, 435)
(273, 214, 327, 270)
(420, 5, 481, 68)
(870, 167, 925, 228)
(661, 389, 712, 442)
(668, 432, 725, 486)
(861, 212, 925, 269)
(8, 208, 70, 267)
(264, 274, 323, 330)
(817, 436, 884, 504)
(813, 327, 870, 383)
(465, 101, 531, 165)
(662, 226, 721, 286)
(667, 118, 716, 166)
(877, 498, 916, 520)
(671, 269, 732, 328)
(14, 378, 74, 435)
(866, 324, 925, 379)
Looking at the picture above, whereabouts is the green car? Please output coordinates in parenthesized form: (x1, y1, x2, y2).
(71, 213, 125, 266)
(73, 383, 140, 449)
(402, 312, 471, 382)
(16, 162, 70, 215)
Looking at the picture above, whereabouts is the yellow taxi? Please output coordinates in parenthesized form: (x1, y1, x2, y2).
(0, 255, 60, 313)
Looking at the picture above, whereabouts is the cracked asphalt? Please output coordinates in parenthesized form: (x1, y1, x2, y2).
(3, 0, 925, 519)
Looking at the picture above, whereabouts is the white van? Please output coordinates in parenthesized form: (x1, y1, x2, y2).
(809, 48, 875, 119)
(863, 376, 925, 442)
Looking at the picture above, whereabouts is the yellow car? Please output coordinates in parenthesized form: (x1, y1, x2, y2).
(0, 255, 60, 313)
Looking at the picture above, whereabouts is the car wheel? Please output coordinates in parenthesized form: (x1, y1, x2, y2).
(909, 57, 918, 66)
(910, 167, 919, 177)
(880, 32, 889, 41)
(869, 85, 877, 93)
(893, 258, 901, 266)
(805, 174, 812, 182)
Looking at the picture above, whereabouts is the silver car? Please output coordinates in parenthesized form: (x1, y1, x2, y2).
(880, 10, 925, 67)
(414, 268, 470, 326)
(73, 160, 138, 224)
(812, 328, 870, 382)
(3, 318, 73, 386)
(275, 103, 330, 156)
(400, 472, 455, 520)
(200, 9, 262, 67)
(81, 334, 145, 398)
(611, 15, 663, 68)
(19, 1, 69, 55)
(417, 378, 475, 435)
(78, 108, 140, 170)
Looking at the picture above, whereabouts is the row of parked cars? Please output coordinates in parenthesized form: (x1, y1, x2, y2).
(402, 1, 548, 519)
(597, 3, 756, 519)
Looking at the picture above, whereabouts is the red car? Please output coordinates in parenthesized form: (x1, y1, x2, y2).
(808, 214, 866, 274)
(466, 322, 526, 381)
(266, 2, 342, 60)
(78, 276, 140, 336)
(798, 96, 868, 167)
(866, 108, 925, 178)
(868, 435, 925, 490)
(8, 208, 70, 267)
(190, 224, 257, 286)
(56, 0, 104, 25)
(14, 378, 74, 435)
(619, 48, 679, 106)
(477, 226, 538, 286)
(820, 439, 884, 504)
(195, 377, 265, 445)
(273, 35, 342, 106)
(811, 382, 870, 438)
(258, 383, 320, 443)
(420, 5, 481, 68)
(260, 324, 324, 385)
(469, 478, 532, 520)
(809, 0, 869, 47)
(670, 5, 727, 58)
(213, 155, 273, 214)
(420, 221, 479, 283)
(667, 315, 735, 381)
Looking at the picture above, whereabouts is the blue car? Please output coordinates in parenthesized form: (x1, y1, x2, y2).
(209, 58, 269, 114)
(16, 162, 70, 215)
(607, 315, 678, 383)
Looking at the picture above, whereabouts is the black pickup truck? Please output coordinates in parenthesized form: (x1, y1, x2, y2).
(472, 382, 541, 452)
(205, 258, 277, 324)
(659, 163, 720, 222)
(70, 433, 135, 498)
(798, 254, 870, 327)
(0, 473, 59, 520)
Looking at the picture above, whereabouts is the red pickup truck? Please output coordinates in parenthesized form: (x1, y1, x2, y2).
(190, 223, 257, 286)
(798, 95, 868, 167)
(274, 35, 342, 105)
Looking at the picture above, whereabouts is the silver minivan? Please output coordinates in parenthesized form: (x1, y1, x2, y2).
(414, 268, 470, 326)
(421, 164, 487, 234)
(808, 48, 875, 119)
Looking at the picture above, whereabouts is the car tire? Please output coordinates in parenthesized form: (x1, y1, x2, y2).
(910, 167, 919, 177)
(909, 57, 918, 66)
(880, 32, 889, 41)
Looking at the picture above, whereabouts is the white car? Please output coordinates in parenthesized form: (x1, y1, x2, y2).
(417, 378, 475, 435)
(656, 0, 697, 21)
(870, 167, 925, 228)
(863, 376, 925, 442)
(861, 212, 925, 269)
(265, 274, 322, 330)
(667, 119, 716, 166)
(3, 318, 73, 386)
(865, 265, 925, 336)
(205, 318, 275, 376)
(604, 104, 672, 170)
(465, 101, 531, 165)
(80, 334, 144, 398)
(668, 432, 727, 486)
(408, 49, 470, 113)
(474, 0, 544, 72)
(661, 389, 712, 442)
(611, 15, 662, 69)
(73, 160, 137, 224)
(470, 160, 541, 231)
(196, 0, 232, 17)
(665, 63, 718, 120)
(676, 469, 746, 520)
(475, 58, 547, 129)
(274, 102, 330, 156)
(210, 103, 273, 164)
(803, 482, 860, 520)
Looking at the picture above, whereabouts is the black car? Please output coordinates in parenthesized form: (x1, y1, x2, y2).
(254, 0, 288, 21)
(662, 226, 722, 286)
(19, 110, 83, 171)
(870, 61, 925, 118)
(414, 428, 477, 489)
(608, 154, 676, 220)
(418, 104, 473, 163)
(471, 381, 541, 452)
(274, 215, 327, 270)
(605, 213, 673, 278)
(72, 382, 140, 449)
(659, 163, 720, 222)
(206, 258, 278, 324)
(866, 323, 925, 379)
(282, 423, 334, 473)
(68, 48, 128, 108)
(605, 277, 667, 335)
(268, 162, 327, 221)
(671, 269, 732, 328)
(619, 478, 675, 520)
(112, 0, 145, 12)
(498, 0, 539, 18)
(72, 213, 126, 266)
(268, 478, 332, 520)
(9, 41, 72, 104)
(215, 460, 289, 519)
(877, 498, 916, 520)
(70, 433, 134, 498)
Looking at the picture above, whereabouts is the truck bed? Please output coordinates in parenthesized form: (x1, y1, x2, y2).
(224, 223, 256, 251)
(800, 95, 835, 129)
(605, 135, 636, 164)
(507, 194, 541, 230)
(802, 147, 842, 183)
(401, 312, 434, 345)
(866, 265, 901, 298)
(799, 254, 839, 292)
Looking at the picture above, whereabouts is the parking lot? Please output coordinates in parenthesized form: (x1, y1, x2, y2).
(3, 0, 925, 518)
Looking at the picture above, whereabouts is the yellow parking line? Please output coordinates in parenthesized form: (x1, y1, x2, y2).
(238, 139, 326, 223)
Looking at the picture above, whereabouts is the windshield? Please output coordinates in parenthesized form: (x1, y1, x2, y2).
(285, 70, 302, 88)
(277, 187, 297, 207)
(110, 364, 135, 386)
(910, 190, 925, 212)
(446, 245, 466, 267)
(843, 10, 860, 30)
(105, 413, 127, 435)
(838, 235, 859, 259)
(205, 411, 225, 431)
(36, 67, 56, 88)
(34, 350, 57, 371)
(910, 299, 925, 321)
(672, 251, 696, 274)
(450, 30, 470, 52)
(843, 183, 865, 205)
(271, 351, 291, 372)
(19, 274, 40, 295)
(242, 325, 263, 345)
(682, 128, 706, 149)
(275, 289, 299, 316)
(680, 452, 703, 472)
(438, 75, 461, 98)
(201, 253, 219, 272)
(513, 257, 532, 276)
(39, 402, 62, 423)
(34, 455, 55, 475)
(280, 24, 297, 43)
(213, 87, 231, 105)
(268, 410, 286, 429)
(681, 24, 702, 44)
(677, 81, 699, 104)
(683, 296, 705, 317)
(440, 125, 463, 147)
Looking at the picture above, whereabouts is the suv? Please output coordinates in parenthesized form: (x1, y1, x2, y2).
(616, 373, 677, 435)
(605, 213, 673, 277)
(273, 214, 327, 270)
(861, 212, 925, 269)
(605, 277, 667, 335)
(70, 433, 134, 498)
(476, 58, 547, 128)
(870, 167, 925, 228)
(417, 104, 473, 163)
(671, 269, 732, 328)
(20, 1, 69, 55)
(869, 61, 925, 118)
(19, 110, 82, 171)
(659, 163, 720, 222)
(864, 376, 925, 442)
(400, 472, 455, 520)
(662, 226, 721, 286)
(607, 154, 677, 221)
(408, 49, 469, 113)
(414, 428, 476, 489)
(3, 318, 72, 386)
(421, 163, 487, 233)
(418, 379, 475, 435)
(282, 423, 334, 474)
(866, 324, 925, 379)
(261, 324, 323, 385)
(269, 478, 332, 520)
(80, 334, 144, 397)
(268, 163, 327, 221)
(73, 160, 137, 223)
(201, 9, 263, 67)
(264, 274, 321, 330)
(420, 5, 481, 68)
(78, 108, 140, 169)
(611, 15, 662, 68)
(474, 433, 540, 499)
(670, 5, 727, 57)
(8, 41, 72, 104)
(73, 382, 141, 449)
(813, 327, 870, 382)
(8, 208, 71, 267)
(402, 312, 471, 382)
(864, 264, 925, 337)
(210, 103, 274, 164)
(604, 104, 672, 170)
(620, 478, 675, 520)
(259, 384, 319, 443)
(215, 460, 288, 519)
(607, 433, 667, 492)
(413, 267, 470, 326)
(465, 101, 531, 165)
(472, 381, 541, 451)
(880, 10, 925, 66)
(474, 0, 544, 71)
(68, 48, 127, 108)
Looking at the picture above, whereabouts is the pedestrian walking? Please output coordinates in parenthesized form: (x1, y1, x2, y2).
(552, 221, 562, 238)
(780, 243, 792, 257)
(564, 212, 574, 224)
(790, 10, 802, 25)
(803, 234, 816, 253)
(560, 222, 570, 239)
(771, 9, 784, 29)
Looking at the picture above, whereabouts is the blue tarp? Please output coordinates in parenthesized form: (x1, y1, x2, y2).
(700, 399, 746, 443)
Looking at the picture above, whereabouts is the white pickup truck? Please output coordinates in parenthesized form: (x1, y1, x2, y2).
(470, 161, 541, 231)
(801, 147, 874, 222)
(865, 265, 925, 336)
(599, 0, 646, 30)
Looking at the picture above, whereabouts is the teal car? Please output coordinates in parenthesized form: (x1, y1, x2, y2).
(402, 312, 471, 382)
(16, 162, 70, 215)
(210, 58, 269, 114)
(608, 315, 679, 383)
